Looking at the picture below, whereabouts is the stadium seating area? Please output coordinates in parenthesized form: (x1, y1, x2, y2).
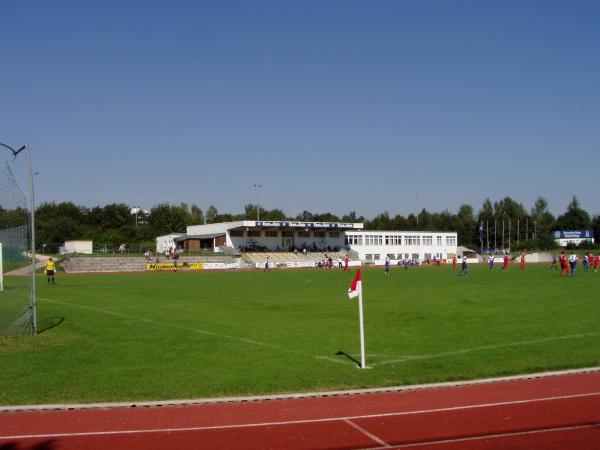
(243, 251, 349, 267)
(62, 256, 238, 273)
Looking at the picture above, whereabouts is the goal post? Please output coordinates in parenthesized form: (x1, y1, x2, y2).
(0, 242, 3, 292)
(0, 142, 36, 336)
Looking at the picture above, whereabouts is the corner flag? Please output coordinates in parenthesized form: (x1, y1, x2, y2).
(347, 269, 366, 369)
(348, 269, 362, 299)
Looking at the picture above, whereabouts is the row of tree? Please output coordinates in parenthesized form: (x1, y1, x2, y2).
(34, 196, 600, 253)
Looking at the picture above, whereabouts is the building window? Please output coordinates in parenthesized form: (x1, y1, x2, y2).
(437, 236, 442, 246)
(366, 254, 373, 260)
(298, 231, 310, 238)
(229, 230, 243, 237)
(265, 231, 278, 237)
(423, 236, 433, 246)
(247, 230, 261, 237)
(314, 231, 326, 238)
(329, 231, 340, 238)
(374, 254, 380, 260)
(282, 231, 294, 238)
(446, 236, 457, 245)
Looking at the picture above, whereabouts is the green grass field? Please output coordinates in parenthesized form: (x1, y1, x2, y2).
(1, 264, 599, 406)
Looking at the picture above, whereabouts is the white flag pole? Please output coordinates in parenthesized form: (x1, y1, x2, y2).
(358, 281, 366, 369)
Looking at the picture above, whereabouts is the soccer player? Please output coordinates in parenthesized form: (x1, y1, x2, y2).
(559, 251, 568, 277)
(385, 255, 390, 275)
(520, 252, 526, 270)
(458, 255, 468, 276)
(593, 254, 599, 272)
(488, 254, 495, 270)
(583, 254, 589, 272)
(344, 255, 350, 272)
(568, 253, 578, 277)
(452, 255, 457, 271)
(550, 254, 558, 270)
(44, 257, 56, 285)
(502, 254, 509, 272)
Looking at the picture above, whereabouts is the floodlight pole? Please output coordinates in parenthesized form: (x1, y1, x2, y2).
(253, 184, 262, 221)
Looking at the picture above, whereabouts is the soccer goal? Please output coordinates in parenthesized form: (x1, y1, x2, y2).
(0, 142, 36, 336)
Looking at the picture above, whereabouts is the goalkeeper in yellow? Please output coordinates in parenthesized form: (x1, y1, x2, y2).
(44, 258, 56, 285)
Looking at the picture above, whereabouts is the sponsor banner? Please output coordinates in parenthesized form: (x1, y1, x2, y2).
(203, 262, 240, 270)
(147, 262, 238, 271)
(552, 230, 594, 239)
(254, 221, 358, 229)
(146, 263, 182, 271)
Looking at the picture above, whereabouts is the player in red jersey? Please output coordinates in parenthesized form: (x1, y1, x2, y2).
(502, 253, 509, 272)
(520, 252, 526, 270)
(559, 251, 568, 277)
(593, 254, 599, 272)
(452, 255, 457, 271)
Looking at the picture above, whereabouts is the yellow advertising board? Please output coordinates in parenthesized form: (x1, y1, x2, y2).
(146, 262, 205, 271)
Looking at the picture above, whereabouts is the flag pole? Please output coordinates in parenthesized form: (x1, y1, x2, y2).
(358, 283, 366, 369)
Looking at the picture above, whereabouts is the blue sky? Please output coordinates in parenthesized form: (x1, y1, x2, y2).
(1, 0, 599, 218)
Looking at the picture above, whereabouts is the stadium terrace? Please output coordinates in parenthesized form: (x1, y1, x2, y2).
(156, 221, 458, 265)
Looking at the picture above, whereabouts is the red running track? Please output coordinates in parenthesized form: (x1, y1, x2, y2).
(1, 370, 599, 450)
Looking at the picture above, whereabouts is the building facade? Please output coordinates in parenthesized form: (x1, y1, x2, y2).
(345, 230, 458, 263)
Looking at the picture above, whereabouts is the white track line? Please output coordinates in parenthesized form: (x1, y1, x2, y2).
(38, 297, 348, 366)
(344, 419, 391, 448)
(368, 424, 600, 449)
(2, 391, 599, 441)
(378, 332, 598, 366)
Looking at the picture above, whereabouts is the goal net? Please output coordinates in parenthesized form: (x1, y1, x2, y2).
(0, 155, 34, 336)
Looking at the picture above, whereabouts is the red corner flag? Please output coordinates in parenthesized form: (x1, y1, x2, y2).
(348, 269, 362, 299)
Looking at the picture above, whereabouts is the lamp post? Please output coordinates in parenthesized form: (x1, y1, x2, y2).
(253, 184, 262, 221)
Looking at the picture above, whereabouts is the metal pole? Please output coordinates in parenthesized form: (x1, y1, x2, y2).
(25, 145, 37, 334)
(494, 220, 497, 250)
(508, 219, 511, 251)
(358, 283, 366, 369)
(253, 184, 262, 221)
(517, 219, 520, 247)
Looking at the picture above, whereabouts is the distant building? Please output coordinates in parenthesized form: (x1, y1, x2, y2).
(61, 240, 93, 255)
(552, 230, 594, 247)
(345, 230, 457, 263)
(156, 221, 458, 263)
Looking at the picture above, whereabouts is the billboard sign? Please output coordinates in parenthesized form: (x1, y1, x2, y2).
(552, 230, 593, 239)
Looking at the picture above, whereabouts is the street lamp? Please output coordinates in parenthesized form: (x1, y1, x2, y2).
(253, 184, 262, 221)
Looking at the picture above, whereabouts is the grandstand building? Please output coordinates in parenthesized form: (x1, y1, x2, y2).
(156, 221, 458, 265)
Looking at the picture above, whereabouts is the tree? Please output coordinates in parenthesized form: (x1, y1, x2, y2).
(190, 204, 204, 225)
(454, 204, 476, 247)
(148, 204, 187, 235)
(206, 205, 218, 224)
(554, 196, 591, 230)
(366, 212, 392, 230)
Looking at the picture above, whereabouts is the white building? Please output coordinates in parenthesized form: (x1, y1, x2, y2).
(158, 221, 363, 253)
(345, 230, 458, 263)
(157, 221, 458, 263)
(61, 240, 93, 255)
